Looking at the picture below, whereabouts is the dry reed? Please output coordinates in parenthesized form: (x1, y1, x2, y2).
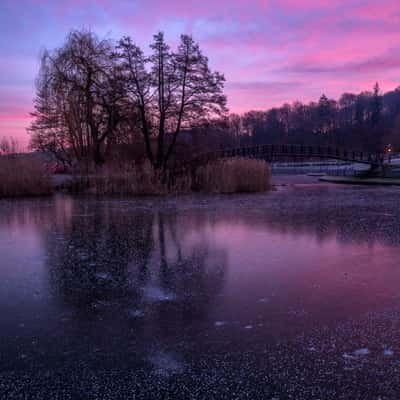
(194, 158, 271, 193)
(0, 156, 53, 198)
(67, 161, 192, 195)
(65, 158, 270, 195)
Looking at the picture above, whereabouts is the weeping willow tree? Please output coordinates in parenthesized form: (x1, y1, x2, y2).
(29, 30, 125, 166)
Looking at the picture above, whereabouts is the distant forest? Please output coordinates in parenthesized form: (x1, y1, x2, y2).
(201, 83, 400, 153)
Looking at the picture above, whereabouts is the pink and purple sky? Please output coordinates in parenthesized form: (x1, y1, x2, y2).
(1, 0, 399, 146)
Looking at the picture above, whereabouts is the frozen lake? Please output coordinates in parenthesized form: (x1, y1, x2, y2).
(2, 177, 400, 399)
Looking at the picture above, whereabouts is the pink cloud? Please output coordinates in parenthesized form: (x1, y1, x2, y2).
(349, 0, 399, 21)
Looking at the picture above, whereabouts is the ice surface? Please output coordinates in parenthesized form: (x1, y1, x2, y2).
(148, 352, 182, 376)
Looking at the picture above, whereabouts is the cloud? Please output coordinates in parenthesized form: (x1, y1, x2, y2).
(279, 49, 400, 75)
(228, 80, 304, 92)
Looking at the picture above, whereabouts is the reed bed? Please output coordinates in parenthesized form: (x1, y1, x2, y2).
(194, 158, 271, 193)
(0, 156, 52, 198)
(62, 158, 271, 195)
(66, 161, 192, 195)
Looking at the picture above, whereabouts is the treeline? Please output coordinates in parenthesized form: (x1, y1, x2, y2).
(206, 83, 400, 153)
(29, 29, 400, 168)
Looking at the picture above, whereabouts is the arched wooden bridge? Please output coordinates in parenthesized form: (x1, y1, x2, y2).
(194, 144, 385, 166)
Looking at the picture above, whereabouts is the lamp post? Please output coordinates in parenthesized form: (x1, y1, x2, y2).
(385, 144, 392, 163)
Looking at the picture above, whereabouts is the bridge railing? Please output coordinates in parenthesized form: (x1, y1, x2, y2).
(190, 144, 384, 167)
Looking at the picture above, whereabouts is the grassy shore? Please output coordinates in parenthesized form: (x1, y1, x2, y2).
(319, 176, 400, 186)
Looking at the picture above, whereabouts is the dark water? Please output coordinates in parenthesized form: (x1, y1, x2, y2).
(2, 181, 400, 399)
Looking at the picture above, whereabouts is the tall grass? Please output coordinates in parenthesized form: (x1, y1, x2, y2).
(0, 156, 53, 198)
(195, 158, 270, 193)
(66, 161, 192, 195)
(66, 158, 270, 195)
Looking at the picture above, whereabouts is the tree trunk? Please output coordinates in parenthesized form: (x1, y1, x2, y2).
(155, 120, 165, 169)
(92, 141, 103, 165)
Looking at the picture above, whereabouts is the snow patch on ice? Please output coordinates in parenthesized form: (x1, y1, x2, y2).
(144, 286, 176, 302)
(96, 272, 111, 280)
(342, 352, 355, 360)
(354, 348, 370, 356)
(384, 348, 394, 357)
(258, 298, 269, 303)
(128, 309, 145, 318)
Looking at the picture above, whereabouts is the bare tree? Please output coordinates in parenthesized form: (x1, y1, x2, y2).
(0, 137, 19, 156)
(117, 32, 227, 169)
(29, 53, 74, 166)
(116, 36, 154, 164)
(30, 30, 124, 166)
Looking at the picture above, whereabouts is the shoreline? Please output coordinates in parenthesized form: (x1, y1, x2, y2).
(319, 176, 400, 186)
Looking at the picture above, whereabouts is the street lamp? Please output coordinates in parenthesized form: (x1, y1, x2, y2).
(385, 144, 392, 163)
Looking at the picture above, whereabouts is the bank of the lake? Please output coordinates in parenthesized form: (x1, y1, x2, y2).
(320, 175, 400, 186)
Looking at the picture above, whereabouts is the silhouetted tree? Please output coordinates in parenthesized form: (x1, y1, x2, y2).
(117, 32, 227, 168)
(30, 30, 125, 165)
(371, 82, 383, 126)
(317, 94, 335, 134)
(0, 136, 19, 155)
(338, 93, 357, 125)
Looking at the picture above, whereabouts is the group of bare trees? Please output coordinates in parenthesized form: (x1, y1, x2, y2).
(29, 30, 227, 169)
(0, 137, 19, 156)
